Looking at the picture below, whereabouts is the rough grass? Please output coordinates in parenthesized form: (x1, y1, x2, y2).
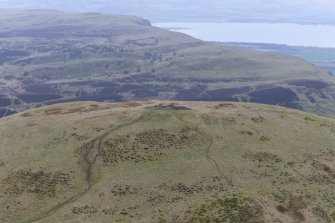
(0, 101, 335, 222)
(190, 196, 265, 223)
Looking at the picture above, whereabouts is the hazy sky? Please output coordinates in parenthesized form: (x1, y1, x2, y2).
(0, 0, 334, 8)
(0, 0, 334, 23)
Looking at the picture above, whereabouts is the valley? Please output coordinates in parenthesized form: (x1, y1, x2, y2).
(1, 9, 335, 118)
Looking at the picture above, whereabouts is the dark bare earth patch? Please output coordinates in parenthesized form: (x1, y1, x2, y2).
(288, 79, 332, 89)
(249, 86, 301, 109)
(0, 96, 10, 107)
(132, 89, 159, 97)
(174, 85, 208, 100)
(25, 84, 57, 94)
(17, 94, 62, 103)
(0, 109, 16, 117)
(151, 104, 191, 111)
(207, 86, 251, 101)
(276, 196, 308, 222)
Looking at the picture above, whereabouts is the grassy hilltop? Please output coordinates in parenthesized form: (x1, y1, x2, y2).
(0, 101, 335, 222)
(0, 9, 335, 117)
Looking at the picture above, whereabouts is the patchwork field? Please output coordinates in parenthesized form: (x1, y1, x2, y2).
(1, 101, 335, 222)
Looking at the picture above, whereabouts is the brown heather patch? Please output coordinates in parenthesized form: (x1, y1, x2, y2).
(62, 107, 86, 114)
(190, 196, 265, 223)
(72, 205, 98, 215)
(121, 101, 143, 108)
(21, 112, 33, 117)
(214, 103, 238, 109)
(1, 169, 71, 199)
(44, 107, 62, 115)
(276, 196, 308, 222)
(102, 128, 204, 165)
(276, 205, 288, 213)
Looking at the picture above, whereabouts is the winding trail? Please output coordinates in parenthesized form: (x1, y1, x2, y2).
(23, 114, 146, 223)
(174, 112, 234, 187)
(205, 141, 234, 187)
(199, 129, 234, 187)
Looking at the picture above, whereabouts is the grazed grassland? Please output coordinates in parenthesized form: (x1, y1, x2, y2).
(0, 101, 335, 222)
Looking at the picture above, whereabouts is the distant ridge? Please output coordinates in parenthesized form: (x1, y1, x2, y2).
(0, 9, 335, 118)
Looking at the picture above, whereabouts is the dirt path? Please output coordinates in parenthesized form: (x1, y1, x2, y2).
(23, 114, 146, 223)
(199, 129, 234, 187)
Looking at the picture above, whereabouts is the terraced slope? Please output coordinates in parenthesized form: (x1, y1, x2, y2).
(1, 101, 335, 222)
(1, 9, 335, 117)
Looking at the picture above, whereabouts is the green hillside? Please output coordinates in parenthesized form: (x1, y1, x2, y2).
(0, 9, 335, 117)
(224, 43, 335, 76)
(0, 101, 335, 222)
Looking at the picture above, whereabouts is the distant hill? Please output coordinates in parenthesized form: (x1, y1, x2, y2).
(1, 101, 335, 222)
(0, 0, 335, 23)
(223, 42, 335, 76)
(1, 9, 335, 117)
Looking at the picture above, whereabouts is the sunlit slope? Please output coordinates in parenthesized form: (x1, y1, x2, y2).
(0, 101, 335, 222)
(1, 9, 335, 117)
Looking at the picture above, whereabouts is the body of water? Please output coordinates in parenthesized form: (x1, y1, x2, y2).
(154, 22, 335, 48)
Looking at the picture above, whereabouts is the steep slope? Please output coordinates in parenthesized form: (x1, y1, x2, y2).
(0, 9, 335, 117)
(0, 101, 335, 222)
